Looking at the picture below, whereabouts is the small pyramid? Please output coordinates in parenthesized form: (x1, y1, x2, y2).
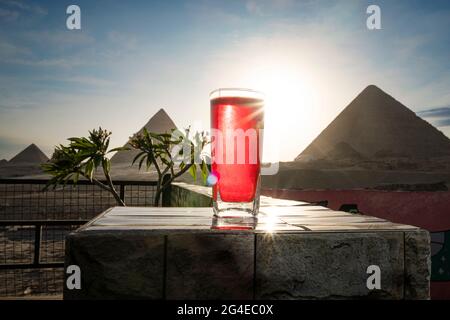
(111, 108, 177, 165)
(296, 85, 450, 160)
(325, 142, 364, 160)
(8, 143, 49, 165)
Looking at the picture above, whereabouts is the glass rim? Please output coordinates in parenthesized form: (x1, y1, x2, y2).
(209, 88, 264, 100)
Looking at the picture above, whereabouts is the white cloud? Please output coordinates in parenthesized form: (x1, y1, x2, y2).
(0, 30, 97, 68)
(62, 76, 115, 87)
(107, 31, 138, 50)
(0, 0, 47, 16)
(245, 0, 309, 16)
(0, 7, 19, 21)
(0, 0, 47, 24)
(185, 1, 245, 25)
(245, 1, 262, 15)
(23, 30, 95, 48)
(0, 39, 31, 59)
(4, 56, 88, 68)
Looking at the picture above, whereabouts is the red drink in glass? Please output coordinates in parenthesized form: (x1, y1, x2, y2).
(210, 88, 264, 218)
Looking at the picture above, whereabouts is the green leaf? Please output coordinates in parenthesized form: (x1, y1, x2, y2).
(102, 158, 111, 175)
(132, 151, 146, 165)
(203, 155, 212, 172)
(161, 157, 170, 166)
(201, 161, 209, 184)
(93, 156, 102, 169)
(138, 156, 146, 170)
(108, 146, 129, 153)
(188, 164, 197, 181)
(85, 160, 94, 181)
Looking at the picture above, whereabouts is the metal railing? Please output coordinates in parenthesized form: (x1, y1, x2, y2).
(0, 220, 88, 270)
(0, 178, 168, 297)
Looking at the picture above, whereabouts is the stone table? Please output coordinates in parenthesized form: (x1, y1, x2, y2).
(64, 199, 430, 299)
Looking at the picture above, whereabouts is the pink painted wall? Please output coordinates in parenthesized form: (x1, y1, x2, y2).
(262, 188, 450, 299)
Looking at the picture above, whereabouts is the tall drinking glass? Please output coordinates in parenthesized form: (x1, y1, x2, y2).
(210, 88, 264, 220)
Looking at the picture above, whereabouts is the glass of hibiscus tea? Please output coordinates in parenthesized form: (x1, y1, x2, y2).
(209, 88, 264, 222)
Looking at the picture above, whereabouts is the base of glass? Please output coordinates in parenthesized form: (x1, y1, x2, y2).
(211, 216, 257, 230)
(212, 194, 259, 228)
(213, 201, 256, 217)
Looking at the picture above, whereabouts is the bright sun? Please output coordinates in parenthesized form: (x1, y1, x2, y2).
(243, 64, 317, 162)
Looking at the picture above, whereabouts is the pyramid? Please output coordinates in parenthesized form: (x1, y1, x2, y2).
(295, 85, 450, 160)
(8, 143, 49, 164)
(111, 108, 177, 165)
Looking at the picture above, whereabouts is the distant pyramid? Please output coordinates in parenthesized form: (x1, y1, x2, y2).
(296, 85, 450, 160)
(9, 143, 49, 164)
(111, 108, 177, 165)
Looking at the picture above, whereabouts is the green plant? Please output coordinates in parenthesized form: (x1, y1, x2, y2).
(42, 128, 126, 206)
(129, 127, 209, 206)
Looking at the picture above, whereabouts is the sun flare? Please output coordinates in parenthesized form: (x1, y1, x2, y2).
(243, 64, 317, 162)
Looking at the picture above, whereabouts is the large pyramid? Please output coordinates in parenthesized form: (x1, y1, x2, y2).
(111, 108, 177, 165)
(8, 143, 49, 165)
(296, 85, 450, 160)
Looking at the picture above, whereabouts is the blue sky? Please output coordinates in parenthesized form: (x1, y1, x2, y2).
(1, 0, 450, 161)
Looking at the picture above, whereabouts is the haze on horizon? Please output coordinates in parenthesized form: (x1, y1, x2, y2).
(0, 0, 450, 162)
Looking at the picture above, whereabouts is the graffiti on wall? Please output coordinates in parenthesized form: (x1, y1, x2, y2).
(431, 231, 450, 281)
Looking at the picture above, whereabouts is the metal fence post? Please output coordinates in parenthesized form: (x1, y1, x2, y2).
(161, 174, 172, 207)
(33, 224, 42, 266)
(119, 184, 125, 204)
